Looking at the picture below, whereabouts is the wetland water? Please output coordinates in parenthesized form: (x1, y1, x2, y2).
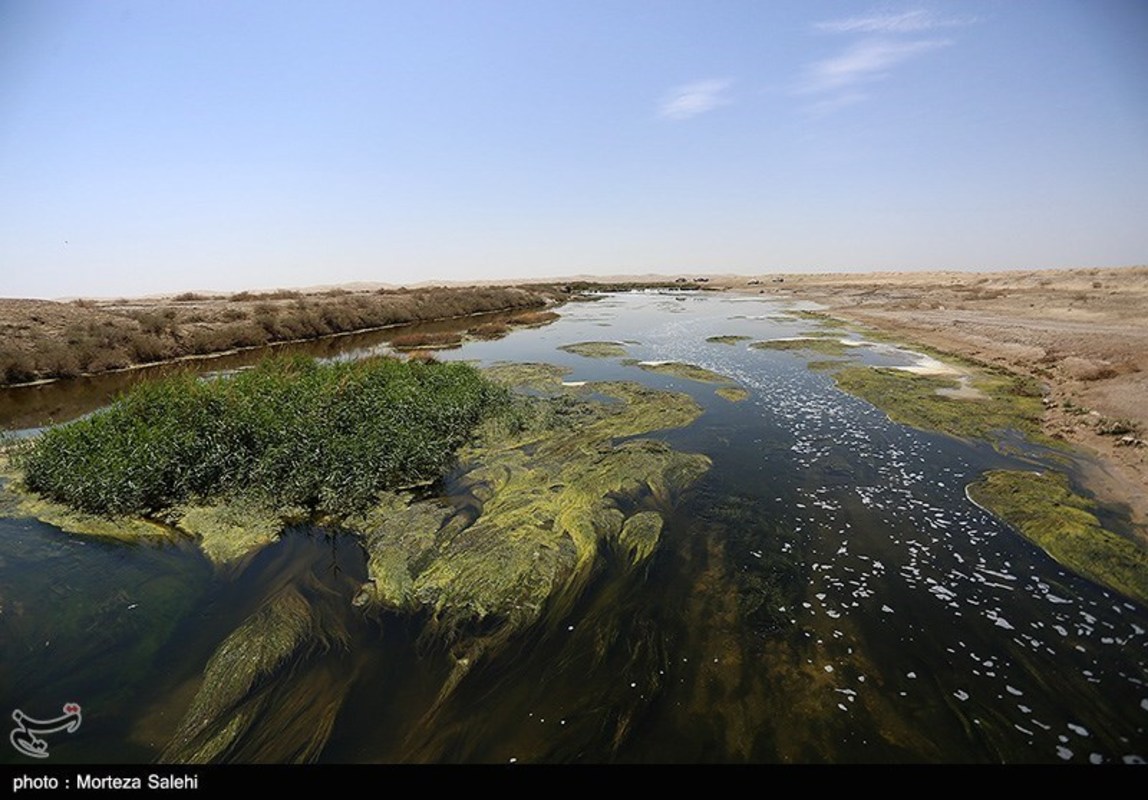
(1, 291, 1145, 763)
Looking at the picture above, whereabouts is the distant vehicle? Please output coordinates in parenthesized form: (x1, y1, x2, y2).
(694, 277, 709, 282)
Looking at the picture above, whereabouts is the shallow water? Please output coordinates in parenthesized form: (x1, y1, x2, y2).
(2, 291, 1145, 763)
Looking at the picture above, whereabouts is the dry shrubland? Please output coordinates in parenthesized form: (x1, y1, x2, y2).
(0, 285, 563, 385)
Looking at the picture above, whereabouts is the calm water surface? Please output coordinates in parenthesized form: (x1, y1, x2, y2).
(2, 292, 1145, 763)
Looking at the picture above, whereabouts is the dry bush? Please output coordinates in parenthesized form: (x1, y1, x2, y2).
(506, 310, 560, 326)
(2, 285, 556, 385)
(469, 322, 511, 339)
(229, 289, 301, 302)
(1061, 356, 1117, 382)
(0, 346, 39, 384)
(1097, 418, 1140, 436)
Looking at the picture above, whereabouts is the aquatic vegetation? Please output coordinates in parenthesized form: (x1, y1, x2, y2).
(636, 361, 733, 384)
(715, 386, 750, 402)
(967, 470, 1148, 607)
(351, 377, 710, 628)
(558, 341, 629, 359)
(7, 290, 1146, 765)
(806, 359, 848, 372)
(782, 310, 849, 328)
(0, 465, 176, 544)
(828, 365, 1048, 444)
(707, 335, 751, 345)
(172, 500, 298, 567)
(155, 527, 368, 764)
(160, 587, 315, 762)
(159, 582, 353, 764)
(14, 355, 507, 518)
(330, 371, 712, 732)
(13, 355, 507, 520)
(750, 338, 852, 357)
(482, 361, 572, 391)
(795, 329, 848, 339)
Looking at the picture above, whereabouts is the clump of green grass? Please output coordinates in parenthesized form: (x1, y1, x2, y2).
(14, 355, 507, 518)
(968, 470, 1148, 607)
(559, 341, 629, 359)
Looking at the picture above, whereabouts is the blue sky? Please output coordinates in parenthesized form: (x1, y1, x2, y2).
(2, 1, 1146, 298)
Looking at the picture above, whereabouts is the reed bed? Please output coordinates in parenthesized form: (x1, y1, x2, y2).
(14, 355, 508, 518)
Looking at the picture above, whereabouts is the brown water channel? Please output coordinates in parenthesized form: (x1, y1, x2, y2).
(1, 291, 1145, 763)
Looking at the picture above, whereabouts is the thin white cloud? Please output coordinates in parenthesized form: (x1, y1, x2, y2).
(802, 91, 869, 118)
(816, 9, 976, 34)
(659, 79, 732, 120)
(795, 7, 976, 116)
(800, 38, 951, 94)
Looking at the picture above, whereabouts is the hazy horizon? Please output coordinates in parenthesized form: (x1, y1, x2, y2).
(3, 1, 1146, 299)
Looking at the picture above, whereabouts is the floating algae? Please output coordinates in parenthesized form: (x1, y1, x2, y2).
(558, 341, 630, 359)
(0, 469, 177, 545)
(750, 338, 853, 357)
(614, 511, 664, 564)
(332, 370, 709, 736)
(636, 361, 734, 384)
(781, 310, 849, 328)
(828, 365, 1048, 445)
(707, 335, 751, 346)
(482, 361, 572, 392)
(715, 387, 750, 403)
(171, 500, 299, 568)
(807, 359, 849, 372)
(352, 376, 710, 626)
(967, 470, 1148, 607)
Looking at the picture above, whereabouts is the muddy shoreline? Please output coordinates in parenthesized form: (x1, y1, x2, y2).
(706, 266, 1148, 539)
